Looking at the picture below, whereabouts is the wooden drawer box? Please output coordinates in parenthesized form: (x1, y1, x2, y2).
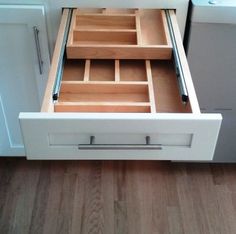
(19, 8, 222, 160)
(66, 9, 172, 59)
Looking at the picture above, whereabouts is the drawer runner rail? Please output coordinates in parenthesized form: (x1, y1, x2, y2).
(165, 10, 189, 104)
(53, 8, 73, 101)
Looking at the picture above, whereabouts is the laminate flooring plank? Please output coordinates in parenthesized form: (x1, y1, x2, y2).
(9, 160, 41, 234)
(223, 165, 236, 193)
(231, 193, 236, 227)
(71, 161, 91, 234)
(0, 159, 39, 234)
(167, 206, 184, 234)
(114, 161, 127, 202)
(186, 164, 218, 234)
(215, 183, 236, 234)
(114, 161, 128, 234)
(80, 161, 103, 234)
(221, 164, 236, 233)
(163, 163, 181, 207)
(165, 164, 184, 234)
(0, 159, 18, 231)
(150, 162, 170, 234)
(134, 161, 153, 234)
(114, 200, 128, 234)
(101, 161, 115, 234)
(127, 162, 144, 234)
(176, 164, 200, 234)
(42, 161, 67, 234)
(29, 161, 51, 234)
(55, 172, 77, 234)
(210, 164, 226, 185)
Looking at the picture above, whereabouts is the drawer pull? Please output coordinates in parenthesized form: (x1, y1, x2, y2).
(78, 136, 162, 150)
(33, 26, 43, 75)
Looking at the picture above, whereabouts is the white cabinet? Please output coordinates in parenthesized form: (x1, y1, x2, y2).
(186, 1, 236, 162)
(0, 5, 50, 156)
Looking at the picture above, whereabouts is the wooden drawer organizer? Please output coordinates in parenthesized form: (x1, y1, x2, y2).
(66, 9, 172, 59)
(55, 59, 191, 113)
(54, 8, 190, 114)
(56, 59, 155, 113)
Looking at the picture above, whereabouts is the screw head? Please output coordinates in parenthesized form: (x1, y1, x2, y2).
(208, 0, 217, 4)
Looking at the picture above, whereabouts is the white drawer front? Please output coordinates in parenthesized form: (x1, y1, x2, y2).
(19, 113, 221, 161)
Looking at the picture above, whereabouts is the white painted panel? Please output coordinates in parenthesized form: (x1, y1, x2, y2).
(188, 23, 236, 110)
(0, 24, 39, 145)
(191, 0, 236, 24)
(19, 113, 221, 161)
(213, 111, 236, 162)
(0, 95, 25, 156)
(0, 5, 50, 103)
(0, 5, 50, 156)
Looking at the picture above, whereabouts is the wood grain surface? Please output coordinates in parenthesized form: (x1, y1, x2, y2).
(0, 158, 236, 234)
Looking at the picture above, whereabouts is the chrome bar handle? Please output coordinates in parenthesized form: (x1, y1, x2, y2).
(33, 26, 43, 74)
(78, 145, 163, 150)
(78, 136, 162, 150)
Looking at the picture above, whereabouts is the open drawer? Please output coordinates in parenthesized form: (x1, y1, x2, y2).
(19, 8, 222, 160)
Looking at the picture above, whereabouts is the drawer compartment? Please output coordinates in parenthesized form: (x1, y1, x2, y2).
(55, 59, 191, 114)
(74, 14, 136, 30)
(73, 31, 137, 45)
(66, 9, 172, 59)
(56, 82, 150, 113)
(19, 8, 222, 160)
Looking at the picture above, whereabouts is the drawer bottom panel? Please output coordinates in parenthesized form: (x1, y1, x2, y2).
(19, 113, 221, 161)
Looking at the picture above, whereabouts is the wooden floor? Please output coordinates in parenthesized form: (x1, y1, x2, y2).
(0, 158, 236, 234)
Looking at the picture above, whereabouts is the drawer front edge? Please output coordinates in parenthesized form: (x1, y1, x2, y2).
(19, 113, 221, 161)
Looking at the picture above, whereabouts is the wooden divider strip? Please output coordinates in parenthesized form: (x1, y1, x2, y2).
(62, 80, 149, 85)
(161, 10, 172, 47)
(115, 60, 120, 82)
(135, 9, 142, 45)
(146, 60, 156, 113)
(67, 9, 77, 46)
(55, 102, 150, 113)
(67, 46, 172, 60)
(73, 28, 137, 32)
(75, 13, 136, 17)
(56, 102, 150, 106)
(84, 59, 90, 81)
(60, 83, 148, 94)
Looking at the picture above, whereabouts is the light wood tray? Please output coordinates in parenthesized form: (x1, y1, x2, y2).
(66, 8, 172, 59)
(55, 59, 191, 113)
